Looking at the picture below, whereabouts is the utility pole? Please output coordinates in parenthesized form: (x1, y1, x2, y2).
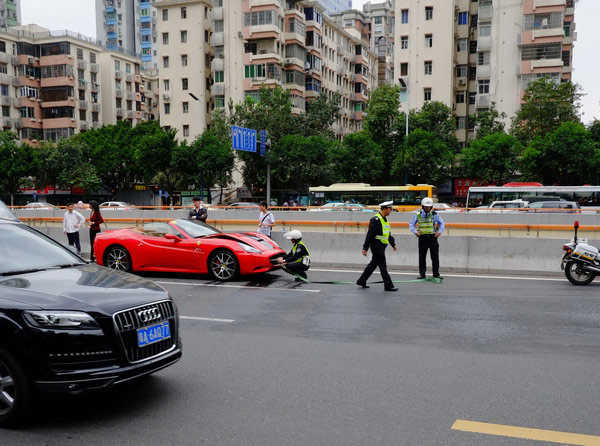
(399, 77, 409, 185)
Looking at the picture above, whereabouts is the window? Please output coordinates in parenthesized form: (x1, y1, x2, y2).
(164, 103, 170, 114)
(400, 63, 408, 76)
(183, 125, 189, 137)
(424, 61, 432, 75)
(181, 54, 188, 66)
(425, 6, 433, 20)
(76, 48, 83, 60)
(163, 79, 170, 91)
(1, 84, 8, 96)
(457, 38, 468, 52)
(0, 63, 6, 74)
(180, 31, 187, 43)
(183, 102, 189, 113)
(114, 60, 120, 71)
(456, 64, 467, 78)
(162, 33, 169, 45)
(456, 91, 465, 103)
(125, 63, 131, 74)
(469, 92, 477, 105)
(478, 51, 490, 66)
(214, 19, 224, 32)
(2, 105, 9, 117)
(401, 36, 408, 49)
(20, 106, 35, 118)
(163, 56, 169, 68)
(90, 52, 96, 63)
(215, 95, 225, 108)
(458, 12, 468, 25)
(181, 7, 187, 19)
(424, 88, 432, 102)
(214, 71, 224, 83)
(479, 22, 491, 37)
(456, 116, 466, 129)
(182, 78, 188, 90)
(243, 10, 281, 27)
(374, 16, 383, 24)
(79, 109, 86, 121)
(478, 79, 490, 94)
(425, 34, 433, 48)
(470, 40, 478, 54)
(401, 9, 409, 24)
(162, 9, 168, 21)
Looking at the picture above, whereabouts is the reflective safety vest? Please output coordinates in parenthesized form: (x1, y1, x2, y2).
(292, 240, 310, 266)
(374, 213, 391, 244)
(416, 210, 434, 234)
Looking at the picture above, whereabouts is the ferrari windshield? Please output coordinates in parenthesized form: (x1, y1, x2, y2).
(174, 219, 221, 238)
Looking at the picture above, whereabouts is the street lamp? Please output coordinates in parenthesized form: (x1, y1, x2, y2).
(189, 92, 204, 201)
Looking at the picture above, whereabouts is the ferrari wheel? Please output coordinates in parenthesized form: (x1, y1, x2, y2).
(208, 249, 239, 281)
(105, 245, 132, 272)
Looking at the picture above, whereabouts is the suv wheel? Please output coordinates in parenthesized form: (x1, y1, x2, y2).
(0, 347, 33, 427)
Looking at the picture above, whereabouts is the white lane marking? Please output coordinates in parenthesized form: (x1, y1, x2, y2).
(156, 281, 321, 293)
(180, 316, 235, 323)
(310, 268, 565, 282)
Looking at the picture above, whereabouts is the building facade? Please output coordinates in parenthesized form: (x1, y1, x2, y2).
(394, 0, 577, 145)
(95, 0, 160, 69)
(313, 0, 351, 16)
(155, 0, 213, 142)
(0, 0, 20, 28)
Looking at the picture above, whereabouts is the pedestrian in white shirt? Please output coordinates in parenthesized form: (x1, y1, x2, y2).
(257, 201, 275, 238)
(63, 203, 86, 254)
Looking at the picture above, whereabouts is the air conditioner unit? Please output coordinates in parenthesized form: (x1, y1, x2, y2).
(162, 94, 170, 100)
(458, 79, 465, 85)
(285, 58, 293, 65)
(71, 118, 76, 122)
(28, 57, 34, 64)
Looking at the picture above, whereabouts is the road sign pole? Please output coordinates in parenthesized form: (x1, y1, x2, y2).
(266, 163, 271, 205)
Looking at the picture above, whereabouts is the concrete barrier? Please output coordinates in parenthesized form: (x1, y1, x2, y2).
(33, 225, 592, 276)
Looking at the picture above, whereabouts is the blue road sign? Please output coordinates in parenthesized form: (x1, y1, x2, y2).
(260, 130, 267, 156)
(231, 126, 257, 153)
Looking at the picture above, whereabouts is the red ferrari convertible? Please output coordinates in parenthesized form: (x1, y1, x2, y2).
(94, 219, 286, 281)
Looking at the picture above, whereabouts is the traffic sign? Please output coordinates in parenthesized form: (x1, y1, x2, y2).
(231, 126, 257, 153)
(260, 130, 267, 156)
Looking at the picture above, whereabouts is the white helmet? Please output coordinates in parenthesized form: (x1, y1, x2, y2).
(284, 229, 302, 240)
(421, 197, 434, 207)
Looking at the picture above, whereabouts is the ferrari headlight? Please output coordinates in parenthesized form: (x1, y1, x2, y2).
(24, 311, 100, 330)
(238, 242, 260, 253)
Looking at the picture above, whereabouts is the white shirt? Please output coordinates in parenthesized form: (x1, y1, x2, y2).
(257, 211, 275, 236)
(63, 210, 86, 233)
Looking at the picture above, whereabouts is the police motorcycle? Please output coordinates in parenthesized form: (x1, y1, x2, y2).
(561, 221, 600, 285)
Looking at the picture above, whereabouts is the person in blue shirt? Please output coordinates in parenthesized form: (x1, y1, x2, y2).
(409, 197, 445, 279)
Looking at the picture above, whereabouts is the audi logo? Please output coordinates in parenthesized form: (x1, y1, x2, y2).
(138, 307, 162, 323)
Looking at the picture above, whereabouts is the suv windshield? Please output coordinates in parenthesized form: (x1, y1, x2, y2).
(174, 219, 221, 238)
(0, 224, 84, 275)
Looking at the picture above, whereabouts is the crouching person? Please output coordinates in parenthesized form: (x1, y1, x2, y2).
(277, 230, 310, 282)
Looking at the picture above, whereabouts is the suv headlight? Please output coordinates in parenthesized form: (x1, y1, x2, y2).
(238, 242, 260, 253)
(24, 311, 100, 329)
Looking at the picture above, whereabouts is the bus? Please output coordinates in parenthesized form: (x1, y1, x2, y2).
(466, 183, 600, 209)
(308, 183, 438, 210)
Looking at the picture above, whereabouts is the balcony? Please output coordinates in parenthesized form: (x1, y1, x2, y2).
(532, 27, 565, 39)
(126, 91, 135, 100)
(115, 70, 123, 80)
(211, 83, 225, 96)
(210, 32, 224, 47)
(0, 117, 14, 128)
(125, 110, 134, 119)
(478, 5, 492, 20)
(477, 36, 492, 51)
(125, 73, 133, 82)
(476, 64, 491, 79)
(533, 0, 565, 7)
(78, 100, 88, 109)
(92, 103, 101, 113)
(80, 122, 89, 131)
(91, 82, 99, 93)
(77, 59, 87, 70)
(78, 79, 88, 89)
(115, 89, 123, 98)
(531, 58, 563, 69)
(90, 63, 100, 73)
(476, 94, 490, 108)
(212, 7, 223, 21)
(211, 57, 224, 72)
(116, 108, 124, 116)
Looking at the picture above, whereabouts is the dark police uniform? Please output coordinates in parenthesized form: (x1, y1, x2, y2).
(282, 241, 310, 280)
(357, 202, 397, 291)
(188, 206, 208, 223)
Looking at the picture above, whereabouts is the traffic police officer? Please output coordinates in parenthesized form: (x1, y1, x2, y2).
(277, 230, 311, 281)
(409, 197, 445, 279)
(357, 201, 398, 291)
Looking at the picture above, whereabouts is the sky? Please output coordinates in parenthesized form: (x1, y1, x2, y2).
(20, 0, 599, 123)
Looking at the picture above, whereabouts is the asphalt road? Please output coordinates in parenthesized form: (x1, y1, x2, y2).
(3, 268, 600, 445)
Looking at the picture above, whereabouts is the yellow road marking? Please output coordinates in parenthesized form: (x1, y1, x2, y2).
(451, 420, 600, 445)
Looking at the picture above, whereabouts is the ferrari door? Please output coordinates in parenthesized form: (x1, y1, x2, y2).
(136, 222, 198, 271)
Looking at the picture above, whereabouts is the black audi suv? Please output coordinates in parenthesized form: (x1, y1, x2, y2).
(0, 201, 182, 426)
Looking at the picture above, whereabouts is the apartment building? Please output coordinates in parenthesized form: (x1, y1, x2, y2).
(0, 0, 20, 28)
(313, 0, 351, 16)
(140, 67, 159, 120)
(98, 50, 146, 125)
(96, 0, 160, 69)
(155, 0, 213, 142)
(395, 0, 577, 145)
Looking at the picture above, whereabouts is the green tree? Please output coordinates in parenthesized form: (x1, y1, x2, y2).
(0, 131, 37, 206)
(588, 120, 600, 145)
(302, 92, 341, 139)
(411, 101, 458, 150)
(470, 103, 507, 138)
(511, 77, 583, 144)
(268, 135, 333, 190)
(393, 129, 455, 185)
(460, 132, 522, 185)
(328, 133, 384, 184)
(52, 138, 101, 195)
(520, 122, 600, 185)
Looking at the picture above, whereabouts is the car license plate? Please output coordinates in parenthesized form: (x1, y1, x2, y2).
(137, 321, 171, 347)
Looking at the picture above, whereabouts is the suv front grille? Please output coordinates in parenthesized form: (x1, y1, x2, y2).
(113, 300, 176, 364)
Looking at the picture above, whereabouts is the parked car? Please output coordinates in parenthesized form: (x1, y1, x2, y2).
(99, 201, 134, 210)
(310, 202, 371, 212)
(94, 219, 286, 281)
(433, 203, 462, 213)
(226, 202, 260, 209)
(0, 203, 181, 426)
(471, 199, 529, 213)
(23, 202, 58, 210)
(527, 201, 581, 213)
